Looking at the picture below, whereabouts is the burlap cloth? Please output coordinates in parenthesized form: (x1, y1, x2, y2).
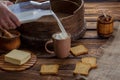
(87, 21, 120, 80)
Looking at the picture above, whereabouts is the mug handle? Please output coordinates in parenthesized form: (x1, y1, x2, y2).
(45, 39, 55, 54)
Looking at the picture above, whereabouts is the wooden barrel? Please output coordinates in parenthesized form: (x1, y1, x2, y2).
(18, 0, 85, 49)
(97, 15, 113, 38)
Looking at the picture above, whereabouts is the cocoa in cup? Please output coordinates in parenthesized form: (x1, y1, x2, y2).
(45, 32, 71, 58)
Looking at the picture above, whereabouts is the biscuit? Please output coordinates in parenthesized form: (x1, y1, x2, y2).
(70, 45, 88, 56)
(73, 62, 91, 76)
(40, 64, 59, 75)
(81, 57, 97, 68)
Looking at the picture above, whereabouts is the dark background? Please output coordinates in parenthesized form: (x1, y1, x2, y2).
(84, 0, 120, 2)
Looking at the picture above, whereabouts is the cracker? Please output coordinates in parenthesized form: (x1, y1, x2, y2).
(40, 64, 59, 75)
(70, 45, 88, 56)
(73, 62, 91, 76)
(81, 57, 97, 68)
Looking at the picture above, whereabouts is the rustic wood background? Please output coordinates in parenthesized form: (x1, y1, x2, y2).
(0, 0, 120, 80)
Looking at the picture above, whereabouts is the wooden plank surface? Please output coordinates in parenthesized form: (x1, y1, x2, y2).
(0, 1, 120, 80)
(85, 2, 120, 21)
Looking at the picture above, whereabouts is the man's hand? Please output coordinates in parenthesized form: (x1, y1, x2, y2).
(2, 1, 13, 6)
(0, 1, 21, 29)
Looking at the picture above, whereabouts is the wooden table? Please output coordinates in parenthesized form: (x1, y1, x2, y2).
(0, 1, 120, 80)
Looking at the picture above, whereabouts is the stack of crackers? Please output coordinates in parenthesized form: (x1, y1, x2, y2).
(70, 45, 97, 75)
(73, 57, 97, 76)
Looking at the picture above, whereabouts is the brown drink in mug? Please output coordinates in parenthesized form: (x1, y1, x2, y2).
(45, 32, 71, 58)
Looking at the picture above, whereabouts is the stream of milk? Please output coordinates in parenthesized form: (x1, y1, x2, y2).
(51, 11, 69, 39)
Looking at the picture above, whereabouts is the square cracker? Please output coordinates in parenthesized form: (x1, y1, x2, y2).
(73, 62, 91, 76)
(40, 64, 59, 75)
(70, 45, 88, 56)
(81, 57, 97, 68)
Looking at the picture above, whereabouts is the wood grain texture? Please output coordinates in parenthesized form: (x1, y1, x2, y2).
(84, 2, 120, 21)
(0, 1, 120, 80)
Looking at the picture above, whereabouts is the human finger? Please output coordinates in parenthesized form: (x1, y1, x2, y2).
(0, 19, 9, 29)
(9, 13, 21, 27)
(3, 1, 13, 6)
(6, 17, 16, 29)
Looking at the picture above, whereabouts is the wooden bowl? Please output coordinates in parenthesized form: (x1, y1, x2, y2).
(0, 30, 21, 51)
(18, 0, 85, 49)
